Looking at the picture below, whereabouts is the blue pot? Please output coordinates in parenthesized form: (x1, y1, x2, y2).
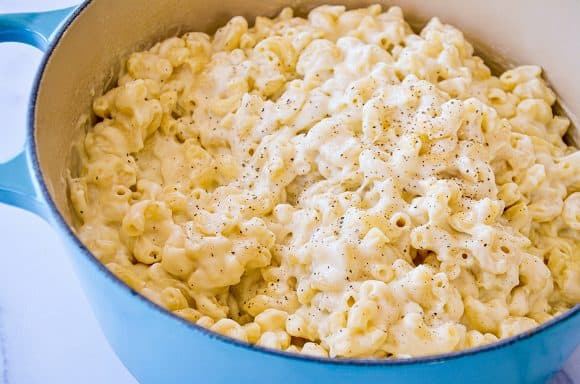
(0, 2, 578, 383)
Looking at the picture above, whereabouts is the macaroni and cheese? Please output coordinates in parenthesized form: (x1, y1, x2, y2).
(69, 5, 580, 358)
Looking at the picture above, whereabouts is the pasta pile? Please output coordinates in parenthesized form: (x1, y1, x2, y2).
(69, 5, 580, 358)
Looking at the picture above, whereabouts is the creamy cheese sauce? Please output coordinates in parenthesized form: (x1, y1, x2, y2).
(69, 5, 580, 358)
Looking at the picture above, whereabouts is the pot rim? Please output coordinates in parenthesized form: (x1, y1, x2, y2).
(27, 0, 580, 367)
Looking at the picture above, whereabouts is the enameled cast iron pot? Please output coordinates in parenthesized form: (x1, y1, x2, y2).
(0, 1, 578, 383)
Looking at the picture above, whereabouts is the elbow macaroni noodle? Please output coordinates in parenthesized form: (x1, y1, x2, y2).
(69, 5, 580, 358)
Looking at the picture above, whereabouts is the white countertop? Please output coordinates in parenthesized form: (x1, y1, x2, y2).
(0, 1, 577, 383)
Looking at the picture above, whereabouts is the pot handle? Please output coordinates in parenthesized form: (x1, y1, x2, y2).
(0, 6, 77, 50)
(0, 6, 77, 218)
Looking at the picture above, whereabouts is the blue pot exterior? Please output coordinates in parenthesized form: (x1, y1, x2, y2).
(0, 3, 577, 383)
